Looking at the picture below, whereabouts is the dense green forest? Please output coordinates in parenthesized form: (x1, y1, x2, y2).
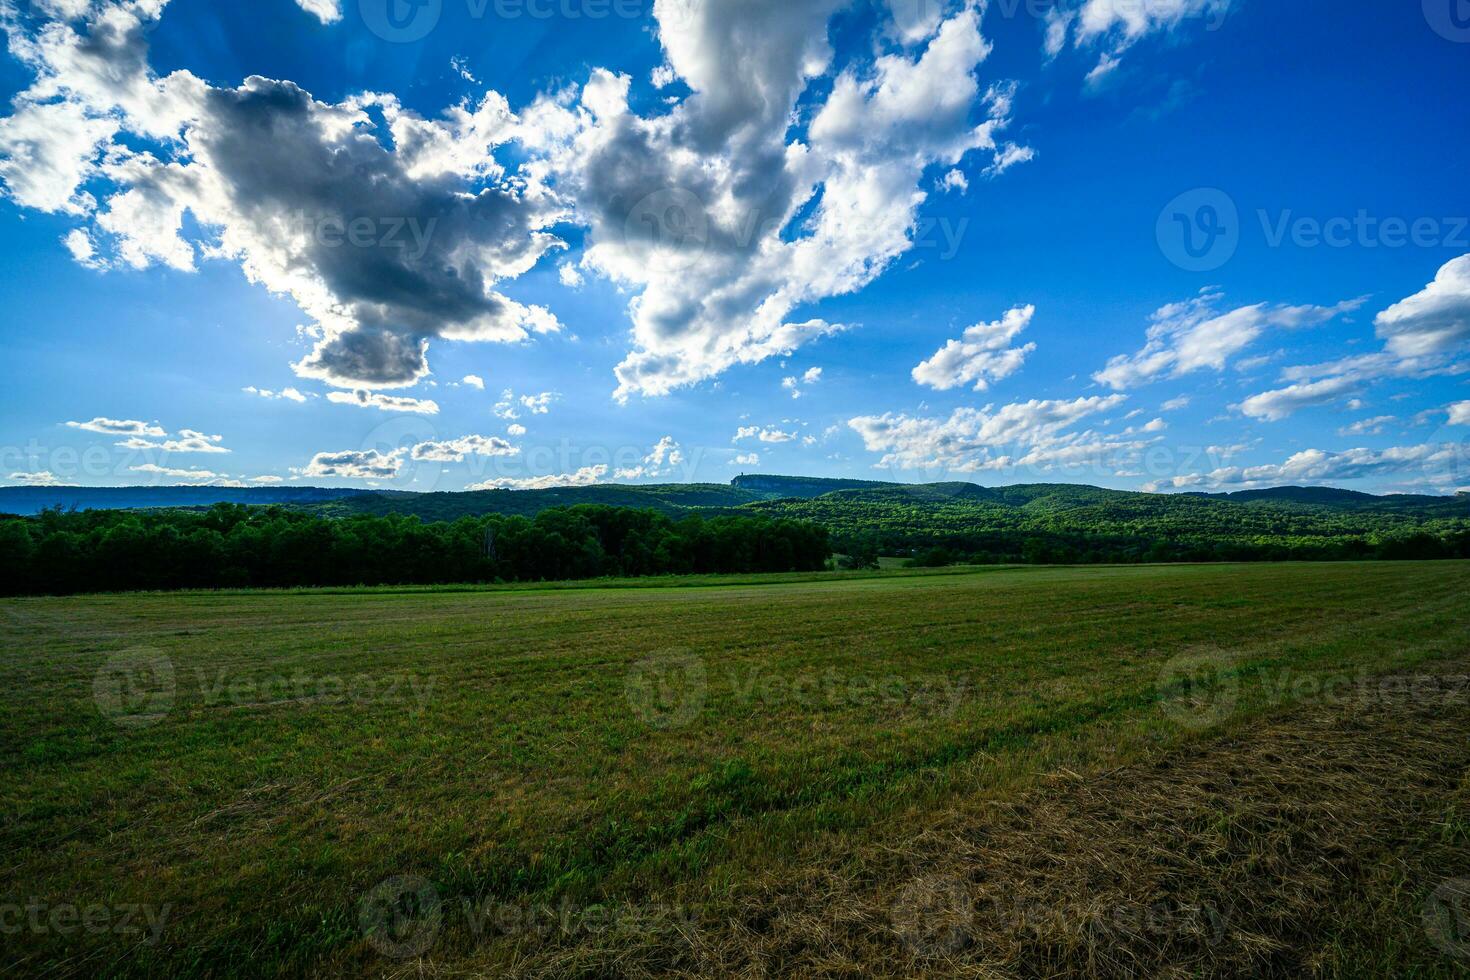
(0, 504, 831, 595)
(0, 480, 778, 519)
(743, 484, 1470, 564)
(0, 475, 887, 519)
(3, 477, 1468, 593)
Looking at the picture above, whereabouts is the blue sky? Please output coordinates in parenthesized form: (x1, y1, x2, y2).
(0, 0, 1467, 494)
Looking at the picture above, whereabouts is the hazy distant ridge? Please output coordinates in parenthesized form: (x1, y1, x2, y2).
(2, 475, 1463, 519)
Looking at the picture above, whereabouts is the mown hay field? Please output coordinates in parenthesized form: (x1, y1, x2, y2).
(3, 562, 1470, 977)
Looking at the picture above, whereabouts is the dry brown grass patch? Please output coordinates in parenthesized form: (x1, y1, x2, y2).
(492, 658, 1470, 978)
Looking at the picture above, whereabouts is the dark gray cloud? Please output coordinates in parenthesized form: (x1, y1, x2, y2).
(188, 77, 564, 387)
(302, 448, 403, 479)
(0, 3, 565, 390)
(2, 0, 1028, 400)
(544, 2, 1023, 399)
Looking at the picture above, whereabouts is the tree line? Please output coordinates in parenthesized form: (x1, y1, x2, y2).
(749, 489, 1470, 567)
(0, 504, 832, 595)
(882, 529, 1470, 566)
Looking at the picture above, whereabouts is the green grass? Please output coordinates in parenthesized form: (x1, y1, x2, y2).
(42, 561, 1001, 598)
(2, 561, 1469, 977)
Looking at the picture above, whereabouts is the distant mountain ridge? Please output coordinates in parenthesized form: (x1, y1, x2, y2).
(729, 474, 899, 497)
(5, 475, 1466, 564)
(1, 475, 1462, 518)
(0, 484, 368, 516)
(1185, 485, 1467, 509)
(1188, 485, 1380, 505)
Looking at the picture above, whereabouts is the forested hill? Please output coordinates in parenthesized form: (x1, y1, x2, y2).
(0, 482, 771, 518)
(309, 479, 1465, 531)
(1188, 485, 1470, 514)
(0, 484, 367, 515)
(729, 474, 900, 498)
(4, 477, 1468, 564)
(0, 473, 960, 518)
(740, 483, 1470, 563)
(320, 482, 771, 518)
(4, 476, 1465, 523)
(0, 475, 916, 520)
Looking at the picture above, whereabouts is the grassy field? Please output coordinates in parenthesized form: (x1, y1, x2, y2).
(3, 562, 1470, 977)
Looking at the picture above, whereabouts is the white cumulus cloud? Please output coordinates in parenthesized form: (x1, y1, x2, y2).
(65, 417, 166, 436)
(469, 464, 608, 490)
(849, 394, 1132, 473)
(243, 386, 311, 402)
(0, 1, 564, 394)
(118, 428, 230, 454)
(130, 462, 223, 481)
(326, 390, 440, 415)
(1147, 443, 1469, 494)
(293, 0, 341, 24)
(912, 303, 1036, 391)
(302, 449, 403, 480)
(1374, 253, 1470, 360)
(1338, 415, 1397, 437)
(409, 435, 518, 462)
(530, 1, 1029, 400)
(8, 470, 63, 486)
(1094, 290, 1363, 390)
(735, 425, 798, 444)
(1233, 375, 1366, 423)
(615, 435, 686, 479)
